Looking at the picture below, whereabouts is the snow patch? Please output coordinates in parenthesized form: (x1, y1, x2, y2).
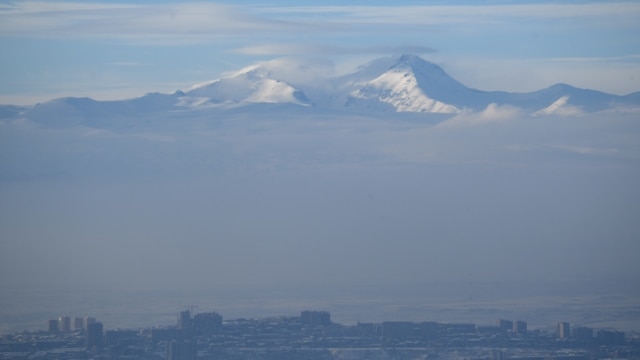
(533, 96, 584, 116)
(176, 96, 215, 108)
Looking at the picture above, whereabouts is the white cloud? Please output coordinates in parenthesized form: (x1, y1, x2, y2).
(437, 103, 522, 128)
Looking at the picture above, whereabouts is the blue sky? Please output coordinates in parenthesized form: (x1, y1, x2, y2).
(1, 0, 639, 104)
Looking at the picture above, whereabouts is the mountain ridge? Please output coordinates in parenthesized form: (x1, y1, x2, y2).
(3, 54, 639, 122)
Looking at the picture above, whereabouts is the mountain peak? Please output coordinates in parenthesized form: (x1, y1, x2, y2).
(397, 54, 423, 64)
(391, 54, 445, 74)
(345, 54, 462, 113)
(185, 63, 311, 107)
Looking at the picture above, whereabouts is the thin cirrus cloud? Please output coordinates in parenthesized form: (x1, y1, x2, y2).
(262, 3, 640, 25)
(2, 2, 638, 42)
(0, 2, 318, 41)
(231, 44, 437, 56)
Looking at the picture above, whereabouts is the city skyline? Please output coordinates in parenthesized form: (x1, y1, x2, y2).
(2, 308, 633, 360)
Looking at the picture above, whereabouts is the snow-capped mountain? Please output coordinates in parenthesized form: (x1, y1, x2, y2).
(343, 54, 462, 113)
(338, 54, 639, 113)
(4, 54, 639, 124)
(185, 63, 311, 107)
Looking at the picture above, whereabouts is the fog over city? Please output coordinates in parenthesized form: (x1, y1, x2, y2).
(2, 98, 639, 332)
(1, 1, 639, 337)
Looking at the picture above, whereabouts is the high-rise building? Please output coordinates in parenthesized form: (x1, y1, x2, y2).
(58, 316, 71, 333)
(572, 326, 593, 340)
(497, 319, 513, 331)
(193, 312, 222, 334)
(86, 322, 104, 349)
(47, 319, 59, 333)
(177, 310, 192, 329)
(513, 320, 527, 334)
(73, 317, 84, 331)
(84, 317, 96, 330)
(557, 322, 571, 339)
(167, 340, 196, 360)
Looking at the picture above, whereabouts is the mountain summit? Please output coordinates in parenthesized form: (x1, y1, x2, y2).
(344, 54, 473, 113)
(186, 63, 311, 107)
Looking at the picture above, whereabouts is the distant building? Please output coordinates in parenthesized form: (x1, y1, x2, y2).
(557, 322, 571, 339)
(440, 323, 476, 335)
(513, 320, 527, 334)
(47, 319, 59, 333)
(418, 321, 438, 339)
(300, 311, 331, 327)
(105, 329, 138, 346)
(572, 326, 593, 340)
(477, 325, 502, 334)
(193, 312, 222, 334)
(353, 322, 379, 337)
(491, 349, 508, 360)
(177, 310, 192, 329)
(497, 319, 513, 332)
(167, 340, 196, 360)
(58, 316, 71, 333)
(151, 328, 187, 344)
(382, 321, 416, 341)
(73, 317, 84, 331)
(597, 330, 625, 346)
(86, 322, 104, 349)
(84, 317, 96, 330)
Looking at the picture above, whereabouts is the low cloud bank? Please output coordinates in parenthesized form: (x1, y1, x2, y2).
(1, 109, 639, 302)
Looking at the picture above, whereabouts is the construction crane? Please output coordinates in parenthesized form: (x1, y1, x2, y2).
(184, 304, 199, 314)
